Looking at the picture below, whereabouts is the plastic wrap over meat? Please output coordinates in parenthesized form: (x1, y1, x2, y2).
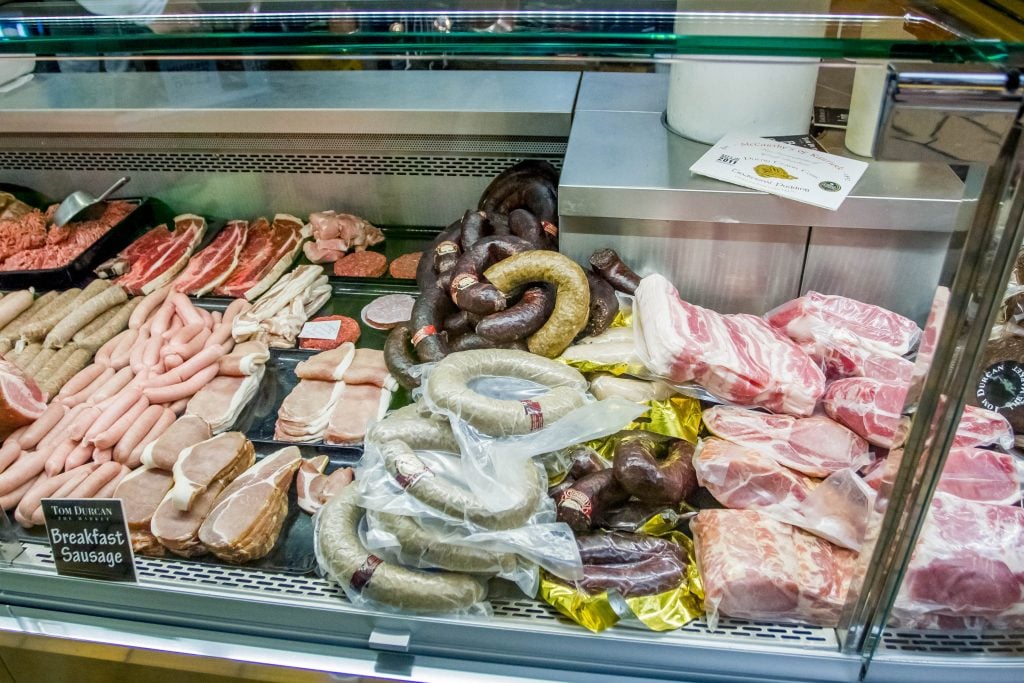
(797, 339, 915, 385)
(953, 404, 1014, 450)
(702, 405, 872, 478)
(634, 275, 825, 416)
(867, 448, 1023, 506)
(910, 287, 949, 391)
(822, 377, 909, 449)
(767, 291, 921, 358)
(691, 509, 856, 628)
(891, 493, 1024, 629)
(693, 438, 874, 549)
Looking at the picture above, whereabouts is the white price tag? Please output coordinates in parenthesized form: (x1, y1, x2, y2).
(299, 320, 341, 341)
(690, 133, 868, 211)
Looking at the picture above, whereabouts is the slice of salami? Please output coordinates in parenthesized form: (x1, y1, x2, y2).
(299, 315, 361, 350)
(388, 252, 422, 279)
(334, 251, 388, 278)
(362, 294, 416, 331)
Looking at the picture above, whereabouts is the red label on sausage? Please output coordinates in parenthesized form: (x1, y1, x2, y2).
(521, 400, 544, 431)
(542, 221, 558, 237)
(350, 554, 383, 592)
(411, 325, 437, 346)
(557, 489, 593, 522)
(435, 240, 460, 256)
(393, 458, 433, 489)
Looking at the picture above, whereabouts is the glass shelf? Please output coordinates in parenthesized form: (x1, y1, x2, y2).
(0, 1, 1021, 63)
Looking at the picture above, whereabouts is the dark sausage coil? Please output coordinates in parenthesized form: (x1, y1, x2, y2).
(612, 434, 697, 506)
(443, 310, 480, 339)
(449, 235, 535, 315)
(555, 469, 629, 532)
(583, 271, 619, 338)
(497, 178, 558, 225)
(508, 208, 556, 250)
(475, 285, 554, 344)
(384, 324, 421, 390)
(479, 160, 560, 213)
(409, 284, 455, 363)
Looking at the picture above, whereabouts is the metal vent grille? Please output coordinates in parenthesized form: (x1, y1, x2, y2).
(0, 133, 568, 156)
(882, 629, 1024, 655)
(15, 543, 836, 648)
(0, 152, 562, 177)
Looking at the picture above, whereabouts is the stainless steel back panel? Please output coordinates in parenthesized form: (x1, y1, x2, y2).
(560, 216, 807, 314)
(802, 227, 953, 325)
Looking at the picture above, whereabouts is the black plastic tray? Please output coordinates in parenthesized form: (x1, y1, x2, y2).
(297, 225, 439, 285)
(0, 197, 155, 290)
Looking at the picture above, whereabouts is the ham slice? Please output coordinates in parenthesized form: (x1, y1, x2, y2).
(114, 214, 207, 295)
(218, 340, 269, 377)
(112, 465, 173, 555)
(213, 214, 306, 301)
(324, 383, 391, 445)
(140, 415, 212, 471)
(296, 455, 329, 514)
(703, 405, 872, 478)
(273, 379, 346, 442)
(169, 431, 255, 511)
(0, 359, 46, 438)
(198, 446, 302, 563)
(341, 348, 392, 388)
(150, 477, 229, 557)
(692, 508, 856, 627)
(173, 219, 249, 296)
(185, 366, 264, 433)
(294, 343, 354, 382)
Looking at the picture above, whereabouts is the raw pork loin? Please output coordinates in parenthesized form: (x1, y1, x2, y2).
(891, 493, 1024, 629)
(173, 219, 249, 295)
(693, 437, 874, 549)
(634, 274, 825, 416)
(867, 447, 1022, 506)
(953, 404, 1014, 449)
(692, 509, 857, 628)
(0, 359, 46, 438)
(822, 377, 908, 449)
(702, 405, 871, 477)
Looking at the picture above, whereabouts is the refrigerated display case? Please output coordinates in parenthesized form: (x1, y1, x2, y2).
(0, 2, 1022, 682)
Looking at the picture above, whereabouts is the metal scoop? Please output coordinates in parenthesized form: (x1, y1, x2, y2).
(52, 176, 130, 227)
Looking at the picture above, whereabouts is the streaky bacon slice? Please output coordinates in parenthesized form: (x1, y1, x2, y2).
(213, 214, 305, 301)
(173, 219, 249, 296)
(114, 214, 206, 295)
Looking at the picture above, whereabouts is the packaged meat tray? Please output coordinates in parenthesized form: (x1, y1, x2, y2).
(0, 197, 153, 290)
(16, 441, 340, 575)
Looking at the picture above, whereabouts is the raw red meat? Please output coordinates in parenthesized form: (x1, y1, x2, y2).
(0, 359, 46, 438)
(891, 493, 1024, 628)
(303, 211, 384, 264)
(767, 291, 921, 358)
(333, 251, 387, 278)
(797, 339, 915, 385)
(868, 448, 1022, 506)
(692, 509, 856, 627)
(634, 274, 825, 416)
(173, 219, 249, 296)
(822, 377, 908, 449)
(695, 437, 815, 509)
(298, 315, 361, 350)
(953, 404, 1014, 449)
(388, 252, 421, 279)
(113, 214, 206, 295)
(910, 286, 949, 389)
(702, 405, 871, 477)
(0, 202, 135, 273)
(214, 215, 304, 300)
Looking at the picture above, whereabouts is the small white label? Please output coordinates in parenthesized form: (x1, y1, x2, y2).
(689, 133, 869, 211)
(299, 320, 341, 340)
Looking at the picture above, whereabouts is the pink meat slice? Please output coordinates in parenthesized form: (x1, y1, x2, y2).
(116, 214, 206, 295)
(173, 219, 249, 295)
(821, 377, 908, 449)
(274, 379, 346, 442)
(702, 405, 870, 477)
(341, 348, 390, 387)
(324, 383, 385, 445)
(634, 274, 825, 416)
(169, 431, 254, 511)
(141, 415, 212, 471)
(0, 359, 46, 437)
(296, 455, 329, 514)
(213, 215, 303, 300)
(294, 343, 355, 382)
(694, 437, 815, 510)
(113, 466, 174, 530)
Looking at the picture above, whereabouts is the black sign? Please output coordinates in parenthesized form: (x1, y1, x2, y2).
(41, 498, 136, 582)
